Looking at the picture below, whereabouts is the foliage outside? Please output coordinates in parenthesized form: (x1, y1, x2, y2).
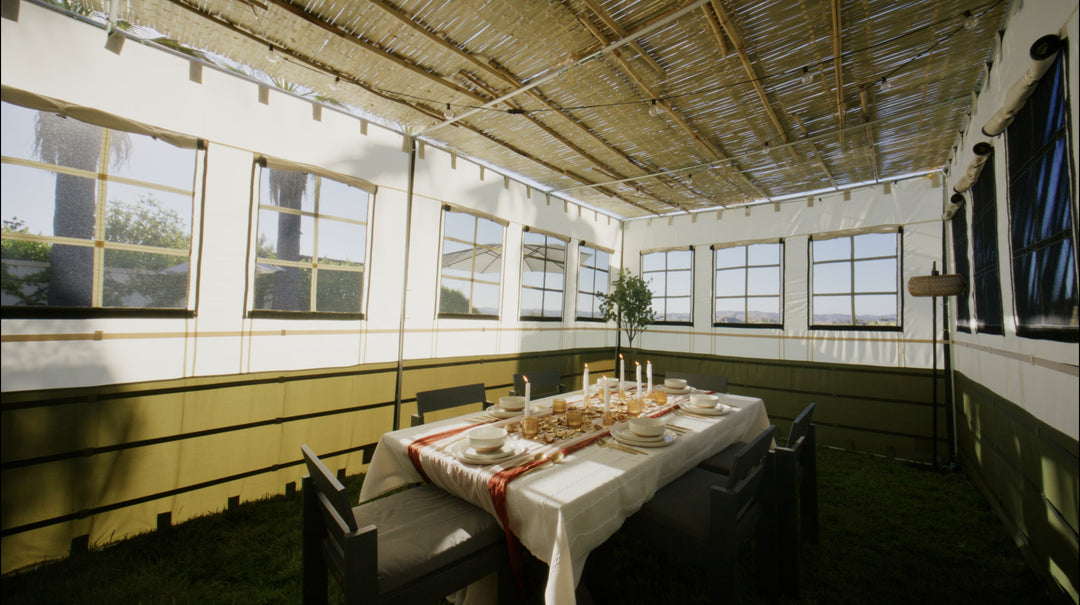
(598, 268, 655, 350)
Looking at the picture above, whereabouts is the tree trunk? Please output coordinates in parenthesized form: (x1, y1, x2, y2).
(48, 165, 96, 306)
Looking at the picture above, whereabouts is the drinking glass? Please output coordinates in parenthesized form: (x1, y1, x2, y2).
(521, 416, 539, 438)
(566, 409, 583, 428)
(552, 398, 567, 413)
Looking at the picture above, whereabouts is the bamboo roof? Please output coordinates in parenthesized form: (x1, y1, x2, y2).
(70, 0, 1008, 218)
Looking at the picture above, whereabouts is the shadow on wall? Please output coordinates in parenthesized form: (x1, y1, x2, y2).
(1, 339, 139, 574)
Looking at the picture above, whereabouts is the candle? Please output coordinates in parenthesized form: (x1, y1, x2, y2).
(619, 354, 625, 387)
(635, 361, 642, 393)
(583, 364, 589, 397)
(602, 376, 610, 413)
(524, 376, 531, 417)
(647, 360, 653, 393)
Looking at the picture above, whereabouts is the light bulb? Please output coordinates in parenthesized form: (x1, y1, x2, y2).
(800, 67, 813, 85)
(648, 99, 662, 117)
(329, 76, 341, 90)
(266, 45, 280, 63)
(442, 104, 455, 120)
(878, 77, 891, 92)
(963, 10, 979, 31)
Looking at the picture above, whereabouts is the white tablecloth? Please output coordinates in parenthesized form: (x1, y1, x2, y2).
(360, 389, 770, 605)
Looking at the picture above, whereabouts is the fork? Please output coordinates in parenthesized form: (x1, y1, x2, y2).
(598, 436, 645, 455)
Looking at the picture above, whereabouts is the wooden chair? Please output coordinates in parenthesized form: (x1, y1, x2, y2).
(664, 371, 727, 393)
(412, 383, 491, 426)
(699, 403, 817, 596)
(625, 426, 778, 604)
(774, 403, 818, 595)
(301, 444, 509, 605)
(509, 370, 567, 397)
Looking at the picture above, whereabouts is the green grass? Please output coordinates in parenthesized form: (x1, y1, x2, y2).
(1, 449, 1050, 604)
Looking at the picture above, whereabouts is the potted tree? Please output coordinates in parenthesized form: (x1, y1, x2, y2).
(598, 268, 656, 357)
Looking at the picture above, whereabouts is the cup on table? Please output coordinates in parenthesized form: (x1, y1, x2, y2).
(468, 426, 507, 453)
(629, 417, 665, 438)
(521, 416, 539, 438)
(626, 397, 642, 416)
(566, 408, 583, 428)
(652, 390, 667, 404)
(499, 396, 525, 411)
(552, 397, 567, 413)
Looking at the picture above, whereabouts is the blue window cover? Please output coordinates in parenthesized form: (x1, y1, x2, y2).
(970, 153, 1003, 335)
(1006, 52, 1078, 342)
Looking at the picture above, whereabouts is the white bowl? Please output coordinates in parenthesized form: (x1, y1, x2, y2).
(629, 417, 666, 438)
(499, 396, 526, 411)
(664, 378, 687, 390)
(468, 426, 507, 453)
(689, 394, 719, 409)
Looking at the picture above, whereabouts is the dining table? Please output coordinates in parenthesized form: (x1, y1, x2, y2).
(359, 384, 772, 605)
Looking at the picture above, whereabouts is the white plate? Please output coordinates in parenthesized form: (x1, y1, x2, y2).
(486, 405, 524, 418)
(611, 423, 675, 447)
(678, 403, 733, 416)
(448, 440, 526, 464)
(656, 384, 692, 394)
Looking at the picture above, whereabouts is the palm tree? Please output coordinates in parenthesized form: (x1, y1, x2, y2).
(33, 112, 130, 306)
(266, 169, 308, 310)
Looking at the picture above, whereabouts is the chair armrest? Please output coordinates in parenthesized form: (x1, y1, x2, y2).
(557, 384, 568, 393)
(410, 413, 422, 427)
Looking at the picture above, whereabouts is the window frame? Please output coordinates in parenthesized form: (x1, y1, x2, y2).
(576, 242, 611, 322)
(1004, 50, 1078, 342)
(808, 230, 903, 331)
(970, 151, 1005, 335)
(1, 99, 204, 319)
(519, 228, 567, 321)
(247, 159, 373, 320)
(641, 247, 695, 326)
(950, 198, 973, 333)
(436, 206, 504, 320)
(712, 240, 784, 328)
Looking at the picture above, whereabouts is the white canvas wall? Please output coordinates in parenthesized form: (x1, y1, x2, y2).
(0, 1, 621, 392)
(623, 176, 946, 369)
(944, 0, 1079, 440)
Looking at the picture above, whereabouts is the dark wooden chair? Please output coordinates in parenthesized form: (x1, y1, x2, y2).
(412, 383, 491, 426)
(301, 444, 509, 605)
(625, 425, 778, 604)
(509, 370, 567, 397)
(664, 371, 727, 393)
(698, 403, 817, 596)
(774, 403, 818, 595)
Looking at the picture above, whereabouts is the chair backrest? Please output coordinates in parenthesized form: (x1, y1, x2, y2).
(787, 403, 815, 447)
(725, 425, 776, 513)
(414, 383, 488, 425)
(512, 370, 564, 396)
(665, 371, 727, 393)
(301, 444, 358, 533)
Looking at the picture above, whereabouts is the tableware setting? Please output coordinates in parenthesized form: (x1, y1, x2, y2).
(487, 395, 526, 418)
(676, 401, 733, 416)
(611, 421, 676, 447)
(468, 426, 507, 453)
(448, 438, 528, 464)
(688, 393, 720, 409)
(656, 378, 692, 394)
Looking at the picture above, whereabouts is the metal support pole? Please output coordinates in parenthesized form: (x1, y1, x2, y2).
(393, 136, 417, 431)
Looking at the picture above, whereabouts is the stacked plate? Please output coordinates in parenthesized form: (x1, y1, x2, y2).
(679, 399, 733, 416)
(610, 422, 675, 447)
(486, 405, 523, 418)
(448, 440, 526, 464)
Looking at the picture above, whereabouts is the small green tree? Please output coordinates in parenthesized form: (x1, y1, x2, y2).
(598, 268, 655, 350)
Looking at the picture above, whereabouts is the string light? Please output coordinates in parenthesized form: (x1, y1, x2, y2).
(266, 44, 280, 63)
(800, 66, 813, 85)
(962, 10, 979, 31)
(878, 77, 891, 92)
(442, 103, 455, 119)
(648, 99, 662, 117)
(329, 76, 341, 90)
